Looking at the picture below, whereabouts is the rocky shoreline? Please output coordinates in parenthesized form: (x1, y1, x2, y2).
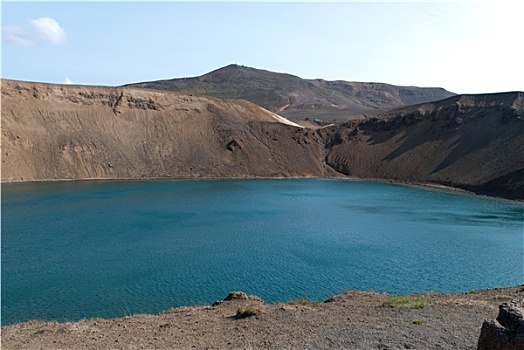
(2, 286, 523, 349)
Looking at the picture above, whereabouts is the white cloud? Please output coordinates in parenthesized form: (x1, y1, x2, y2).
(3, 17, 67, 47)
(64, 76, 73, 84)
(3, 25, 36, 47)
(30, 17, 67, 45)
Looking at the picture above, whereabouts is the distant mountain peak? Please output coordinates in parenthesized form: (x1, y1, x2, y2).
(127, 65, 455, 122)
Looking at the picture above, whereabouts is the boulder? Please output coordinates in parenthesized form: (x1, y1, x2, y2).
(223, 291, 249, 301)
(478, 300, 524, 349)
(222, 291, 265, 304)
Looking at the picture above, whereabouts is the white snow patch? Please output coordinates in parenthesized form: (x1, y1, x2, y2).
(269, 112, 303, 128)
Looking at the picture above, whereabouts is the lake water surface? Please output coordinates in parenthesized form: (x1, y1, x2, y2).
(2, 179, 523, 325)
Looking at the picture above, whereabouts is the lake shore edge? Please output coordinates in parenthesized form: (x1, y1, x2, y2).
(3, 175, 523, 203)
(3, 285, 523, 349)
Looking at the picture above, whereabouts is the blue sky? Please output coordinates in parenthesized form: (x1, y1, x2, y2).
(2, 1, 523, 94)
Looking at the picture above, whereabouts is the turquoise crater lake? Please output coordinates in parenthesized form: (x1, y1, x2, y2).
(2, 179, 523, 325)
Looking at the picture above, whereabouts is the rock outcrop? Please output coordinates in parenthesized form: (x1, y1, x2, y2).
(223, 292, 249, 301)
(478, 300, 524, 349)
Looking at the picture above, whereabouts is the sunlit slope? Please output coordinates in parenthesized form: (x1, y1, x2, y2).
(1, 80, 326, 181)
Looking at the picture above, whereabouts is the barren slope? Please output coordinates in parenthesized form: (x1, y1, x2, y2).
(1, 80, 328, 181)
(321, 92, 524, 199)
(128, 64, 455, 122)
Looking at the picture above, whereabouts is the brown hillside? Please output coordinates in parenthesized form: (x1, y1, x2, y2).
(2, 80, 522, 199)
(127, 64, 455, 122)
(1, 80, 328, 181)
(321, 92, 524, 199)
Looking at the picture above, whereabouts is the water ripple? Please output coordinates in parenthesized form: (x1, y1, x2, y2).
(2, 179, 522, 324)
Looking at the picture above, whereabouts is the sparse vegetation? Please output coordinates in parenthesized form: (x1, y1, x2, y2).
(22, 320, 46, 330)
(412, 319, 424, 325)
(235, 307, 258, 319)
(492, 294, 513, 301)
(288, 298, 320, 306)
(381, 295, 428, 309)
(159, 322, 176, 328)
(468, 290, 479, 294)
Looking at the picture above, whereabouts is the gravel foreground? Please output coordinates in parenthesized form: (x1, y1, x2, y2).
(2, 286, 523, 350)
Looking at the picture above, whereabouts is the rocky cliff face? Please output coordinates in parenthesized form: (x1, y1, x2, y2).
(2, 80, 522, 199)
(1, 80, 327, 181)
(321, 92, 524, 199)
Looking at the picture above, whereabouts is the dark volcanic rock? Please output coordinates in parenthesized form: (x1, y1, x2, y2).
(478, 300, 524, 350)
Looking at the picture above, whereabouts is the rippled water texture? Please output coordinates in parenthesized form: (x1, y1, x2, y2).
(2, 179, 523, 324)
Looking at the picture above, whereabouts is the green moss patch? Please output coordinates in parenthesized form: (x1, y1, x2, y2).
(381, 295, 428, 309)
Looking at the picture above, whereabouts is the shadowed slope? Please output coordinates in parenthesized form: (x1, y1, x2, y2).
(321, 92, 524, 198)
